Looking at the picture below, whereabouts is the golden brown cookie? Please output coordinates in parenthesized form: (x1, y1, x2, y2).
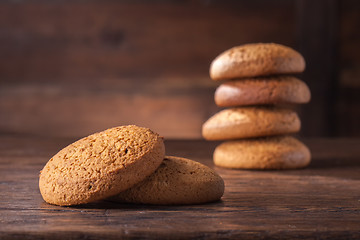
(202, 107, 300, 140)
(111, 156, 225, 205)
(210, 43, 305, 80)
(215, 76, 311, 107)
(213, 136, 311, 169)
(39, 125, 165, 206)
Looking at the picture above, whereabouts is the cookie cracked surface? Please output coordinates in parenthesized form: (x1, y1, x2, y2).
(39, 125, 165, 206)
(111, 156, 225, 205)
(202, 106, 300, 140)
(210, 43, 305, 80)
(215, 76, 311, 107)
(214, 136, 311, 169)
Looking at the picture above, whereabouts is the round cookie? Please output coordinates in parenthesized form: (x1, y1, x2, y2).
(202, 107, 300, 140)
(39, 125, 165, 206)
(215, 76, 311, 107)
(111, 156, 225, 205)
(210, 43, 305, 80)
(213, 136, 311, 169)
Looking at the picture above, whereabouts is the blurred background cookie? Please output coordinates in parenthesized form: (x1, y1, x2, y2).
(210, 43, 305, 80)
(215, 76, 311, 107)
(213, 136, 311, 169)
(202, 107, 300, 140)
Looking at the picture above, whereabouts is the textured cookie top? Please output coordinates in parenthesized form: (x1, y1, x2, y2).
(111, 156, 225, 205)
(202, 107, 300, 140)
(210, 43, 305, 80)
(39, 125, 165, 206)
(214, 136, 311, 169)
(215, 76, 311, 107)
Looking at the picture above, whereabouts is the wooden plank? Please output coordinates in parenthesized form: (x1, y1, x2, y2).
(336, 0, 360, 137)
(296, 0, 340, 137)
(0, 84, 218, 138)
(0, 1, 295, 83)
(0, 1, 297, 138)
(340, 0, 360, 88)
(0, 137, 359, 239)
(2, 0, 359, 138)
(336, 88, 360, 137)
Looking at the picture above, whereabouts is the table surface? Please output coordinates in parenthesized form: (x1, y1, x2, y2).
(0, 135, 359, 239)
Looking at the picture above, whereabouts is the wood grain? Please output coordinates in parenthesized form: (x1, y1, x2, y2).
(296, 0, 339, 137)
(0, 0, 359, 138)
(0, 1, 296, 138)
(0, 1, 295, 81)
(0, 135, 359, 239)
(0, 84, 217, 138)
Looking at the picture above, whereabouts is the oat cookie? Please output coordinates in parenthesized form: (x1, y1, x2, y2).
(210, 43, 305, 80)
(111, 156, 225, 205)
(213, 136, 311, 169)
(39, 125, 165, 206)
(202, 107, 300, 140)
(215, 76, 311, 107)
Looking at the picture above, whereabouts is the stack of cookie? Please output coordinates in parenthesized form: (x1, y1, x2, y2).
(202, 43, 311, 170)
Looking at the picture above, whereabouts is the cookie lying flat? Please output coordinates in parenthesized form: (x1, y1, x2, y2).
(215, 76, 311, 107)
(210, 43, 305, 80)
(39, 125, 165, 206)
(202, 107, 300, 140)
(111, 156, 225, 205)
(213, 136, 311, 169)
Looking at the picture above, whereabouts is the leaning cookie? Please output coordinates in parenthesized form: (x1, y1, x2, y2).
(110, 156, 225, 205)
(202, 106, 300, 140)
(39, 125, 165, 206)
(210, 43, 305, 80)
(214, 136, 311, 169)
(215, 76, 311, 107)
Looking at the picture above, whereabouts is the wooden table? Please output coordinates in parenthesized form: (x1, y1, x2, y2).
(0, 135, 359, 239)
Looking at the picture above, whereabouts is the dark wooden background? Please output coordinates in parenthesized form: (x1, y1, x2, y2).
(0, 0, 359, 139)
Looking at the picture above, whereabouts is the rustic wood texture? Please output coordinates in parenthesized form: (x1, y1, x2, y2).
(0, 0, 359, 138)
(296, 0, 339, 137)
(0, 1, 294, 138)
(0, 135, 359, 239)
(337, 0, 360, 137)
